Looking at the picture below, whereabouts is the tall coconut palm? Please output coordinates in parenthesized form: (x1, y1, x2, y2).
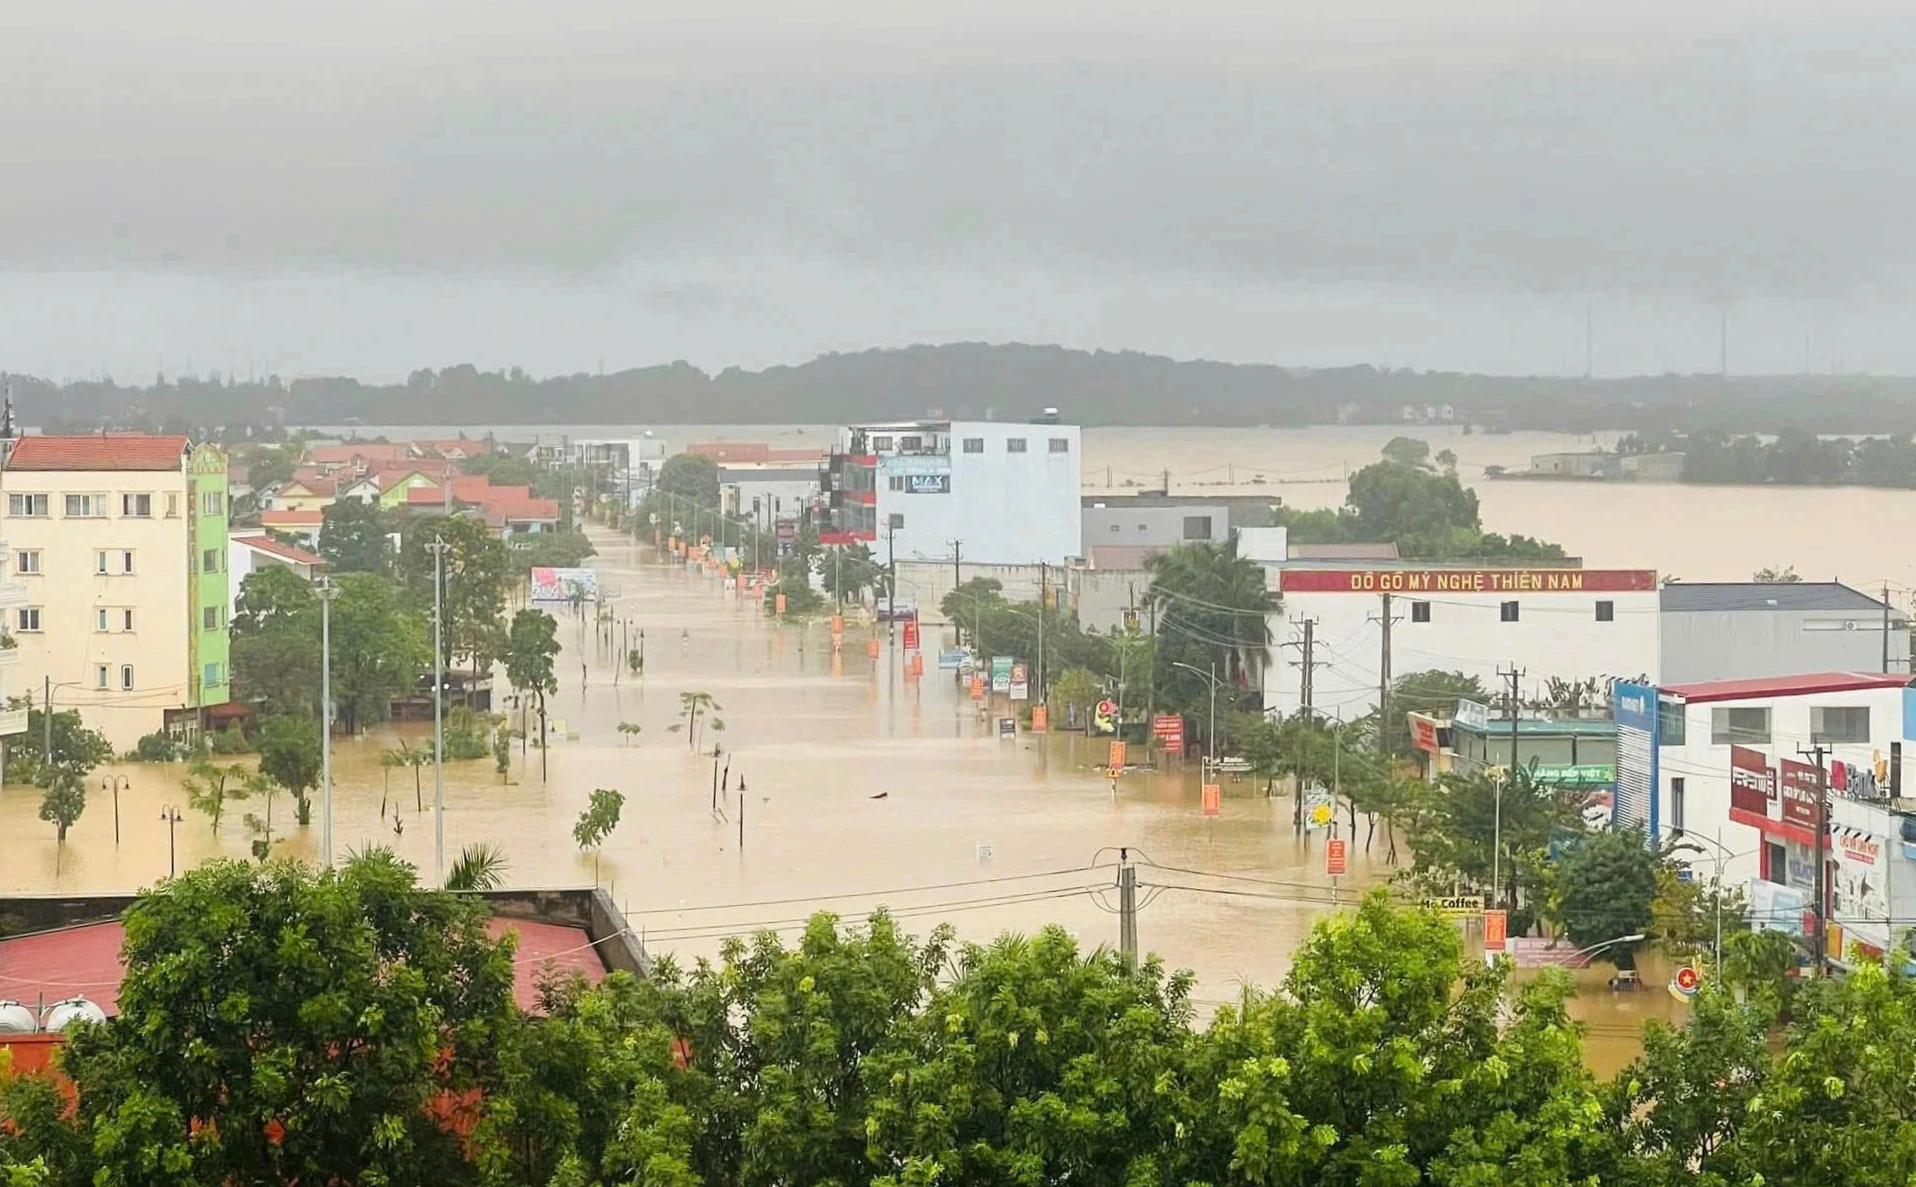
(445, 842, 509, 891)
(1144, 537, 1277, 716)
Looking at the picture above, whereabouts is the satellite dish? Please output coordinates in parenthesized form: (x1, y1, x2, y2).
(0, 1000, 36, 1034)
(41, 997, 107, 1032)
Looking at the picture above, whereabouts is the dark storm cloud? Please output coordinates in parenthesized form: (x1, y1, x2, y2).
(0, 3, 1910, 301)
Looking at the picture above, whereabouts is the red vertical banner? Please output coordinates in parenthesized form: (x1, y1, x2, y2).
(969, 675, 985, 700)
(775, 593, 788, 616)
(1031, 705, 1048, 733)
(1326, 838, 1347, 876)
(1483, 910, 1508, 952)
(1108, 740, 1128, 778)
(1201, 783, 1221, 816)
(902, 620, 921, 651)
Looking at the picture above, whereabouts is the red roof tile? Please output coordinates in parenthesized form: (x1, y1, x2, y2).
(260, 509, 323, 527)
(1662, 672, 1912, 704)
(230, 534, 324, 566)
(305, 443, 411, 466)
(7, 435, 190, 472)
(689, 442, 770, 463)
(0, 917, 604, 1018)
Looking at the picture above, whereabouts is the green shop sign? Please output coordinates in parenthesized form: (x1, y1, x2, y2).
(1530, 764, 1615, 785)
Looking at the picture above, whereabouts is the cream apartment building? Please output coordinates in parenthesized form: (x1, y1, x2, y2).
(0, 435, 231, 749)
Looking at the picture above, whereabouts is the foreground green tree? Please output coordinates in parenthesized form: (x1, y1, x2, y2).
(58, 853, 517, 1187)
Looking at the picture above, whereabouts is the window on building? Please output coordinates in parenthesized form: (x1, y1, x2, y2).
(1182, 516, 1214, 540)
(201, 491, 222, 516)
(204, 662, 224, 688)
(165, 493, 179, 517)
(1711, 706, 1772, 745)
(1006, 437, 1028, 453)
(202, 549, 220, 573)
(65, 493, 106, 518)
(1812, 705, 1870, 744)
(1670, 777, 1686, 835)
(203, 605, 222, 630)
(899, 435, 923, 452)
(870, 435, 894, 452)
(1595, 600, 1615, 622)
(1500, 600, 1519, 622)
(122, 493, 152, 517)
(888, 476, 904, 491)
(8, 493, 46, 517)
(14, 550, 38, 574)
(123, 608, 134, 632)
(1658, 699, 1686, 746)
(1109, 523, 1121, 533)
(95, 550, 108, 575)
(16, 608, 39, 632)
(95, 665, 109, 690)
(1049, 437, 1070, 453)
(963, 437, 984, 453)
(1411, 600, 1431, 623)
(120, 550, 135, 574)
(96, 608, 109, 632)
(121, 664, 134, 691)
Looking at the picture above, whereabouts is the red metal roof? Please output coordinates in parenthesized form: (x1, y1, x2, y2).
(260, 509, 323, 527)
(231, 534, 324, 567)
(0, 916, 604, 1018)
(7, 435, 190, 472)
(1662, 672, 1912, 704)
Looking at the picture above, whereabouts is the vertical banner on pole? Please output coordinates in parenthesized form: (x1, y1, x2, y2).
(1201, 783, 1221, 816)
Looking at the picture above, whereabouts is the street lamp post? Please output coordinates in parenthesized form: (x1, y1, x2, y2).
(159, 804, 182, 878)
(315, 576, 339, 867)
(1576, 932, 1648, 964)
(102, 775, 129, 845)
(1169, 660, 1225, 771)
(427, 534, 450, 885)
(1674, 829, 1751, 969)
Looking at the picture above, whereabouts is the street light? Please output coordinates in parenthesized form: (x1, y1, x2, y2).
(1168, 661, 1225, 769)
(315, 576, 339, 868)
(427, 534, 450, 886)
(101, 774, 130, 845)
(159, 804, 182, 878)
(1672, 830, 1757, 969)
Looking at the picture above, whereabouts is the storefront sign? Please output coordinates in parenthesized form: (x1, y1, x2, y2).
(1092, 699, 1118, 735)
(902, 473, 950, 494)
(990, 656, 1013, 693)
(1279, 569, 1657, 593)
(1410, 716, 1440, 755)
(1152, 714, 1186, 756)
(1008, 663, 1029, 701)
(1531, 763, 1616, 785)
(1455, 698, 1491, 730)
(1424, 895, 1485, 918)
(937, 647, 966, 670)
(1612, 681, 1659, 838)
(1484, 910, 1508, 952)
(1730, 745, 1775, 817)
(1779, 759, 1820, 828)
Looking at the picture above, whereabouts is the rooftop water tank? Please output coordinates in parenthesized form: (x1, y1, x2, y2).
(41, 997, 106, 1032)
(0, 1000, 36, 1034)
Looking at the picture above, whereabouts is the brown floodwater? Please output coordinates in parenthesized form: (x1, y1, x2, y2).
(0, 523, 1680, 1074)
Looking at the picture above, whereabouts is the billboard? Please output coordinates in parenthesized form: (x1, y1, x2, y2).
(531, 567, 598, 604)
(902, 473, 950, 494)
(1730, 745, 1775, 818)
(1279, 569, 1657, 593)
(1778, 758, 1820, 828)
(990, 656, 1013, 693)
(1455, 698, 1491, 730)
(1008, 663, 1029, 701)
(1611, 681, 1659, 839)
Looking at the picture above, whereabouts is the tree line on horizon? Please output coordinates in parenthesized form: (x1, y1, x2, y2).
(17, 343, 1916, 433)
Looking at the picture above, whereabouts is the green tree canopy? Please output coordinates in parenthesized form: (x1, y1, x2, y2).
(256, 714, 322, 822)
(398, 515, 510, 673)
(655, 453, 720, 509)
(317, 497, 392, 574)
(1146, 538, 1274, 716)
(330, 572, 431, 732)
(9, 709, 113, 787)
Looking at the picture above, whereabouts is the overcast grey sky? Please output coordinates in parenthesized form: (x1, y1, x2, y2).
(2, 0, 1912, 380)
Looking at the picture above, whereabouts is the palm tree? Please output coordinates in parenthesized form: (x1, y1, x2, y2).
(617, 721, 642, 746)
(1144, 538, 1277, 716)
(445, 842, 509, 891)
(669, 691, 723, 751)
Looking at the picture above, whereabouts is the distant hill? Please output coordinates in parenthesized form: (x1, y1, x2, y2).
(15, 342, 1916, 433)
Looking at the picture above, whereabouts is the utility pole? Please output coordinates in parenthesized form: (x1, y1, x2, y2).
(949, 538, 964, 644)
(886, 515, 898, 639)
(42, 676, 49, 765)
(428, 534, 450, 885)
(1284, 618, 1327, 714)
(1037, 561, 1047, 703)
(1884, 583, 1892, 674)
(1117, 848, 1137, 970)
(317, 577, 339, 868)
(1368, 595, 1399, 744)
(1799, 742, 1831, 975)
(1495, 664, 1525, 908)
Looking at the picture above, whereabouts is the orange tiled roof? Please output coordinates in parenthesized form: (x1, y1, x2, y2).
(6, 434, 190, 471)
(260, 509, 323, 527)
(230, 534, 324, 566)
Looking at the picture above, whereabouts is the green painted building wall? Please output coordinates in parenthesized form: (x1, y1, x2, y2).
(187, 444, 231, 709)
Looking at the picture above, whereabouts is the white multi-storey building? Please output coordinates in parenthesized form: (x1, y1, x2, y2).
(820, 417, 1082, 567)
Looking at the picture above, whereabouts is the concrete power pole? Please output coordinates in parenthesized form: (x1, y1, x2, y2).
(1495, 664, 1526, 908)
(1284, 618, 1327, 716)
(428, 535, 451, 885)
(1370, 594, 1396, 743)
(1799, 742, 1831, 975)
(1117, 848, 1138, 970)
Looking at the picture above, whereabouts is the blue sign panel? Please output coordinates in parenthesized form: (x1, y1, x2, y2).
(904, 473, 950, 494)
(1611, 681, 1660, 843)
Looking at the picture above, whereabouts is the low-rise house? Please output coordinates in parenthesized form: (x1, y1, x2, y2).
(228, 533, 324, 616)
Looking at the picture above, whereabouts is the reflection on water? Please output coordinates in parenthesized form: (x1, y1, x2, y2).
(0, 522, 1678, 1072)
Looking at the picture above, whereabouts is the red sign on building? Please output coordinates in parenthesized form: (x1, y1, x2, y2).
(1729, 745, 1774, 818)
(1278, 569, 1658, 593)
(1410, 717, 1440, 755)
(1778, 758, 1820, 828)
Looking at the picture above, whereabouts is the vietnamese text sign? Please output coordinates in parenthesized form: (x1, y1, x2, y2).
(1152, 714, 1186, 756)
(1483, 910, 1508, 952)
(1279, 569, 1657, 593)
(1779, 758, 1820, 828)
(1730, 745, 1774, 817)
(1410, 716, 1440, 754)
(990, 656, 1013, 693)
(902, 620, 921, 651)
(1326, 838, 1347, 876)
(1530, 764, 1616, 786)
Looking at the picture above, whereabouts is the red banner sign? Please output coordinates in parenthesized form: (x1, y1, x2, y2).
(1484, 910, 1508, 952)
(1201, 783, 1221, 817)
(1410, 717, 1440, 754)
(1152, 714, 1186, 756)
(1778, 758, 1820, 828)
(1730, 746, 1774, 817)
(1278, 569, 1656, 593)
(1326, 838, 1347, 876)
(901, 620, 920, 651)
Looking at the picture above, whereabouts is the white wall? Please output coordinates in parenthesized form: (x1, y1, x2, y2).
(1260, 570, 1661, 719)
(876, 422, 1081, 567)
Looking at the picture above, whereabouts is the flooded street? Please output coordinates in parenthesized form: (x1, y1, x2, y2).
(0, 522, 1680, 1072)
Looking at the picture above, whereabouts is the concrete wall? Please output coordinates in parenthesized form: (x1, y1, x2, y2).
(892, 560, 1049, 626)
(1064, 568, 1152, 635)
(1081, 503, 1228, 550)
(1662, 608, 1910, 685)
